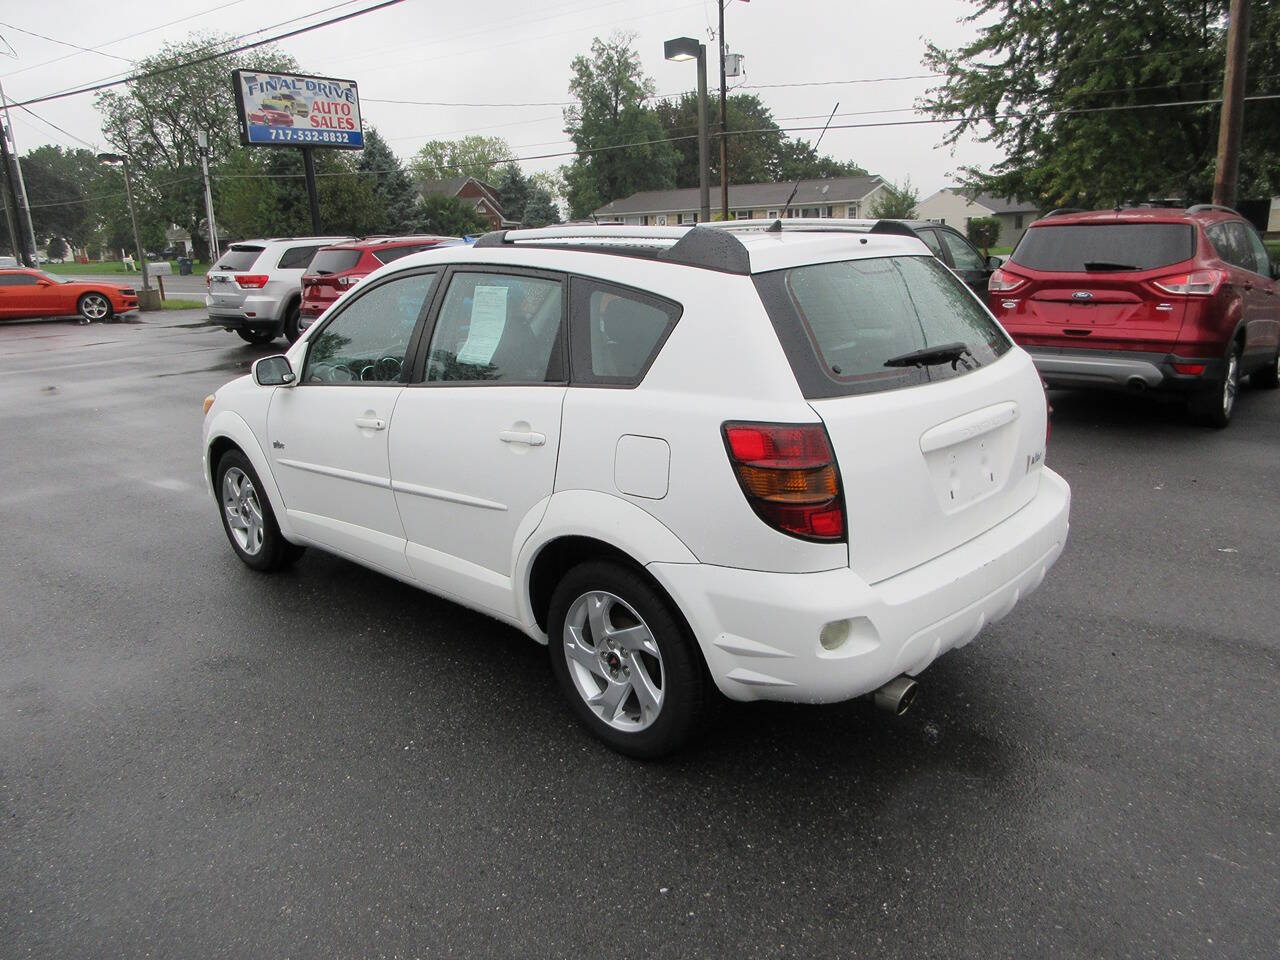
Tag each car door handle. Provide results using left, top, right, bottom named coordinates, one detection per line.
left=354, top=416, right=386, bottom=431
left=498, top=430, right=545, bottom=446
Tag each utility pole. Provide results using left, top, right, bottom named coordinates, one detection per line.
left=197, top=131, right=220, bottom=262
left=717, top=0, right=729, bottom=220
left=0, top=166, right=18, bottom=262
left=0, top=119, right=31, bottom=266
left=302, top=147, right=322, bottom=234
left=1212, top=0, right=1249, bottom=208
left=0, top=82, right=40, bottom=267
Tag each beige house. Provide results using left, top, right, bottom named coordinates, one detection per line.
left=593, top=176, right=890, bottom=226
left=1268, top=198, right=1280, bottom=236
left=915, top=188, right=1040, bottom=247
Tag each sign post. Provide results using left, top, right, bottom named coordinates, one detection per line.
left=231, top=69, right=364, bottom=233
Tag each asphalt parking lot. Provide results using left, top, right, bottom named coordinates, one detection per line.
left=1, top=311, right=1277, bottom=958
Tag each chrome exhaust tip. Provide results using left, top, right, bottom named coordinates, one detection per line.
left=873, top=675, right=918, bottom=716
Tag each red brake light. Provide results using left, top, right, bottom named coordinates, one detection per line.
left=234, top=274, right=269, bottom=289
left=722, top=422, right=845, bottom=542
left=1171, top=362, right=1206, bottom=376
left=1150, top=269, right=1224, bottom=296
left=988, top=267, right=1026, bottom=293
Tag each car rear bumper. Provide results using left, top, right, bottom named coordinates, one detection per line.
left=207, top=300, right=283, bottom=332
left=648, top=468, right=1071, bottom=704
left=1027, top=346, right=1226, bottom=392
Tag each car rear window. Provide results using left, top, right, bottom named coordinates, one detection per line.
left=277, top=245, right=323, bottom=270
left=753, top=255, right=1012, bottom=399
left=213, top=245, right=263, bottom=271
left=1011, top=223, right=1195, bottom=272
left=308, top=249, right=362, bottom=275
left=373, top=244, right=437, bottom=264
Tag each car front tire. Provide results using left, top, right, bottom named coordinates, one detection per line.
left=548, top=561, right=708, bottom=759
left=77, top=292, right=112, bottom=323
left=214, top=449, right=304, bottom=572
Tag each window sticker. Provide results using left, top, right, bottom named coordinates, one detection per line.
left=456, top=285, right=508, bottom=364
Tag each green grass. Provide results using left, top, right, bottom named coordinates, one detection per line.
left=44, top=260, right=210, bottom=276
left=161, top=298, right=205, bottom=311
left=987, top=245, right=1013, bottom=256
left=1266, top=240, right=1279, bottom=261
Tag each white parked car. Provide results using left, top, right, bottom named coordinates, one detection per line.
left=202, top=221, right=1070, bottom=757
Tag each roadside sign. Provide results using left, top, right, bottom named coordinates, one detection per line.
left=232, top=69, right=364, bottom=149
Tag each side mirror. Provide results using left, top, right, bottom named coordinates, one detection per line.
left=986, top=255, right=1004, bottom=271
left=253, top=355, right=296, bottom=386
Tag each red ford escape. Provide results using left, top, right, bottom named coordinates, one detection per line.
left=299, top=236, right=459, bottom=331
left=989, top=206, right=1280, bottom=427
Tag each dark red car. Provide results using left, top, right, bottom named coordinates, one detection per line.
left=990, top=205, right=1280, bottom=426
left=299, top=236, right=459, bottom=330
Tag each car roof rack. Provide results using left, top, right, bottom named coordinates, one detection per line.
left=1043, top=208, right=1085, bottom=218
left=472, top=224, right=753, bottom=274
left=709, top=217, right=920, bottom=239
left=1186, top=203, right=1237, bottom=215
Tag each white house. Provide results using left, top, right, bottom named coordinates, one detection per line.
left=593, top=176, right=890, bottom=226
left=915, top=188, right=1041, bottom=247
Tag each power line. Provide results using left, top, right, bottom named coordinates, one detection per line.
left=0, top=20, right=134, bottom=65
left=8, top=0, right=404, bottom=109
left=0, top=0, right=249, bottom=80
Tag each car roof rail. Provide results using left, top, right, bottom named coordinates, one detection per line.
left=710, top=217, right=920, bottom=239
left=471, top=225, right=752, bottom=274
left=1186, top=203, right=1237, bottom=215
left=1043, top=208, right=1086, bottom=218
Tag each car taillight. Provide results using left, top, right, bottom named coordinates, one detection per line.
left=722, top=422, right=845, bottom=542
left=336, top=275, right=361, bottom=288
left=234, top=274, right=269, bottom=289
left=1150, top=269, right=1224, bottom=296
left=988, top=267, right=1026, bottom=293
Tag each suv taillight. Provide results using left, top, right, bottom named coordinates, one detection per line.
left=1150, top=269, right=1225, bottom=296
left=988, top=267, right=1026, bottom=293
left=722, top=422, right=845, bottom=542
left=234, top=274, right=269, bottom=289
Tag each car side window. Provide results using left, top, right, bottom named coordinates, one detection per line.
left=1206, top=222, right=1250, bottom=271
left=278, top=245, right=322, bottom=270
left=915, top=229, right=945, bottom=259
left=569, top=278, right=682, bottom=385
left=425, top=272, right=564, bottom=384
left=940, top=230, right=987, bottom=272
left=0, top=274, right=39, bottom=286
left=302, top=272, right=437, bottom=384
left=1243, top=226, right=1271, bottom=277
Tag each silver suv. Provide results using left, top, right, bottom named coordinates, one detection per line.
left=206, top=237, right=353, bottom=344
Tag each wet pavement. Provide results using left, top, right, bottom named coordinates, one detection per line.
left=1, top=311, right=1277, bottom=958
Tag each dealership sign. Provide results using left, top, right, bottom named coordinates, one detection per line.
left=232, top=69, right=364, bottom=149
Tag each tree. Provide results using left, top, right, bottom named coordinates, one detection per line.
left=966, top=216, right=1001, bottom=255
left=96, top=34, right=298, bottom=259
left=409, top=194, right=487, bottom=236
left=921, top=1, right=1280, bottom=207
left=522, top=189, right=561, bottom=227
left=775, top=140, right=867, bottom=182
left=411, top=136, right=511, bottom=183
left=563, top=32, right=678, bottom=219
left=47, top=237, right=69, bottom=261
left=358, top=127, right=418, bottom=231
left=21, top=146, right=102, bottom=247
left=494, top=164, right=532, bottom=223
left=870, top=178, right=920, bottom=218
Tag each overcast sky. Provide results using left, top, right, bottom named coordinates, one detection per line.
left=0, top=0, right=1002, bottom=197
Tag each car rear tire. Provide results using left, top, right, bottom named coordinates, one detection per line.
left=77, top=292, right=112, bottom=323
left=282, top=300, right=302, bottom=344
left=1188, top=341, right=1241, bottom=428
left=236, top=328, right=277, bottom=345
left=1253, top=351, right=1279, bottom=390
left=547, top=560, right=708, bottom=759
left=214, top=449, right=304, bottom=572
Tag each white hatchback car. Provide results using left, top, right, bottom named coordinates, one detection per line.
left=202, top=221, right=1071, bottom=757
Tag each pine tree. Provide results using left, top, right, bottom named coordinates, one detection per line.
left=358, top=128, right=419, bottom=232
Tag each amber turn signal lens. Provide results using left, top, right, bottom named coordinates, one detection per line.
left=203, top=394, right=216, bottom=415
left=736, top=463, right=838, bottom=503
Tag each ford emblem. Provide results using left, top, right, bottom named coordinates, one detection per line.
left=1072, top=291, right=1093, bottom=301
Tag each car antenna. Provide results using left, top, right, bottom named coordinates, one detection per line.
left=780, top=102, right=839, bottom=220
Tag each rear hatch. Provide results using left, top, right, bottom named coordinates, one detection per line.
left=301, top=248, right=363, bottom=314
left=206, top=244, right=265, bottom=310
left=755, top=254, right=1049, bottom=584
left=995, top=222, right=1195, bottom=351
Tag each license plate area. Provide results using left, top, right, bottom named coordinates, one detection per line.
left=919, top=403, right=1019, bottom=513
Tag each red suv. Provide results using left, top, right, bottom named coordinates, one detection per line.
left=989, top=206, right=1280, bottom=426
left=299, top=236, right=459, bottom=330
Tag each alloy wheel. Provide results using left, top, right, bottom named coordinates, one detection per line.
left=81, top=294, right=109, bottom=320
left=561, top=590, right=665, bottom=732
left=1222, top=352, right=1239, bottom=417
left=221, top=466, right=265, bottom=555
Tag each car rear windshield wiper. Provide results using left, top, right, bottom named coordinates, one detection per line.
left=883, top=341, right=975, bottom=370
left=1082, top=260, right=1139, bottom=271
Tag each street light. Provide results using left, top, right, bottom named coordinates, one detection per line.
left=665, top=36, right=711, bottom=224
left=97, top=152, right=150, bottom=293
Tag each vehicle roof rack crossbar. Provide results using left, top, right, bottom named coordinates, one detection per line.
left=711, top=217, right=878, bottom=234
left=1186, top=203, right=1237, bottom=215
left=1044, top=208, right=1085, bottom=217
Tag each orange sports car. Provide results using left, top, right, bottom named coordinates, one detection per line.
left=0, top=268, right=140, bottom=323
